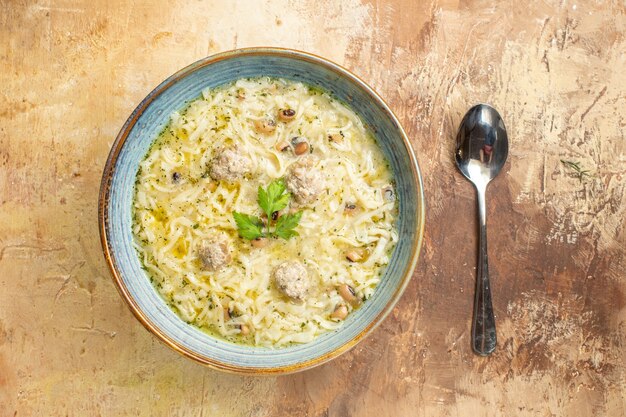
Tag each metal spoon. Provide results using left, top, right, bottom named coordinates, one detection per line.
left=455, top=104, right=508, bottom=356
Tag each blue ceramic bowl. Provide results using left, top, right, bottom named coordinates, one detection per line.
left=99, top=48, right=425, bottom=374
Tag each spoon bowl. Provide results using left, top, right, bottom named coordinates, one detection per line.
left=456, top=104, right=508, bottom=186
left=455, top=104, right=508, bottom=355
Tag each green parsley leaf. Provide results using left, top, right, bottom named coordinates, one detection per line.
left=258, top=179, right=290, bottom=218
left=257, top=186, right=271, bottom=218
left=233, top=179, right=302, bottom=241
left=273, top=211, right=303, bottom=239
left=233, top=212, right=264, bottom=240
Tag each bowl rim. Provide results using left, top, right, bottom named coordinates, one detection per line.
left=98, top=46, right=426, bottom=374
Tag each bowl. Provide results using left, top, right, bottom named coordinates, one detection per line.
left=99, top=47, right=425, bottom=374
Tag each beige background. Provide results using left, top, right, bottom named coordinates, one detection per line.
left=1, top=0, right=625, bottom=416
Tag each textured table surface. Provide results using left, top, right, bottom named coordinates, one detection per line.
left=1, top=1, right=625, bottom=416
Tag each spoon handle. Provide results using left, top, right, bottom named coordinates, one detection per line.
left=472, top=185, right=497, bottom=355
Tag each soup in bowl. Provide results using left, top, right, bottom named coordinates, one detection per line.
left=100, top=48, right=424, bottom=374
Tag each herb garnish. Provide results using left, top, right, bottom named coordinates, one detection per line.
left=233, top=179, right=302, bottom=240
left=232, top=212, right=264, bottom=240
left=258, top=179, right=290, bottom=219
left=561, top=160, right=592, bottom=183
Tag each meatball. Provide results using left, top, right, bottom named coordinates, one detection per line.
left=285, top=157, right=324, bottom=204
left=209, top=147, right=251, bottom=182
left=198, top=237, right=231, bottom=271
left=273, top=261, right=309, bottom=302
